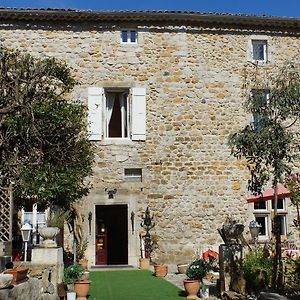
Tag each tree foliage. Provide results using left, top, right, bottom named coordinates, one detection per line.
left=229, top=63, right=300, bottom=195
left=0, top=47, right=94, bottom=209
left=228, top=62, right=300, bottom=290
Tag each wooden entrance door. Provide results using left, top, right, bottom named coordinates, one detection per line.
left=95, top=205, right=128, bottom=265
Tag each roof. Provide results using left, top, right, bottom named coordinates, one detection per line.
left=246, top=185, right=290, bottom=203
left=0, top=8, right=300, bottom=30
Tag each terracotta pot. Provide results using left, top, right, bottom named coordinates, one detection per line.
left=154, top=264, right=168, bottom=277
left=4, top=268, right=29, bottom=285
left=183, top=279, right=201, bottom=299
left=74, top=279, right=91, bottom=300
left=139, top=258, right=150, bottom=270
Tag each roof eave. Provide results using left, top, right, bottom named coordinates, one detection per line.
left=0, top=9, right=299, bottom=30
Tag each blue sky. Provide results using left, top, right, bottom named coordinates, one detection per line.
left=1, top=0, right=300, bottom=18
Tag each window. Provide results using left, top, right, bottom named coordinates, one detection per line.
left=252, top=40, right=267, bottom=62
left=88, top=87, right=146, bottom=141
left=21, top=204, right=47, bottom=245
left=124, top=168, right=142, bottom=182
left=121, top=30, right=137, bottom=44
left=271, top=198, right=285, bottom=210
left=254, top=201, right=267, bottom=210
left=255, top=215, right=268, bottom=237
left=105, top=90, right=129, bottom=138
left=253, top=199, right=288, bottom=240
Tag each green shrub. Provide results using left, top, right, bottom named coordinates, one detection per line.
left=242, top=249, right=272, bottom=293
left=186, top=259, right=210, bottom=281
left=64, top=263, right=84, bottom=284
left=284, top=257, right=300, bottom=289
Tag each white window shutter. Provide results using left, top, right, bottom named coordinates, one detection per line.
left=88, top=87, right=103, bottom=140
left=131, top=87, right=146, bottom=141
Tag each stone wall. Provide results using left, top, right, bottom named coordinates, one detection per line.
left=1, top=17, right=299, bottom=265
left=0, top=278, right=40, bottom=300
left=11, top=259, right=63, bottom=299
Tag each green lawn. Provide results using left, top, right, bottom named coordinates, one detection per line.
left=89, top=270, right=185, bottom=300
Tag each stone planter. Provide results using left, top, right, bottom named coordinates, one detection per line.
left=177, top=263, right=188, bottom=274
left=39, top=226, right=60, bottom=248
left=4, top=268, right=29, bottom=285
left=154, top=264, right=168, bottom=277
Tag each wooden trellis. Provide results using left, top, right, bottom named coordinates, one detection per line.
left=0, top=185, right=12, bottom=242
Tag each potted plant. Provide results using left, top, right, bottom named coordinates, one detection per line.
left=139, top=207, right=156, bottom=270
left=139, top=231, right=151, bottom=270
left=76, top=237, right=89, bottom=270
left=153, top=252, right=168, bottom=277
left=154, top=261, right=168, bottom=277
left=183, top=258, right=210, bottom=299
left=64, top=263, right=91, bottom=300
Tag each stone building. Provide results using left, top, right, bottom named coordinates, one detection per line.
left=0, top=8, right=299, bottom=267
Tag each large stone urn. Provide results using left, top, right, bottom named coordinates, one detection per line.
left=39, top=226, right=60, bottom=248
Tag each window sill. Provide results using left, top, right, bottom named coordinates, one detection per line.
left=249, top=60, right=269, bottom=66
left=101, top=138, right=135, bottom=145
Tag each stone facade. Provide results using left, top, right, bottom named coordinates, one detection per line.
left=0, top=10, right=299, bottom=267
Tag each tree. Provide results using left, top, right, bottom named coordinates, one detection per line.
left=0, top=47, right=94, bottom=209
left=228, top=62, right=300, bottom=290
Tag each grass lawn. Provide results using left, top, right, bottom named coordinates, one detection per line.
left=89, top=269, right=185, bottom=300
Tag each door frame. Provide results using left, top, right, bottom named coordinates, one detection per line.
left=95, top=204, right=128, bottom=265
left=91, top=201, right=139, bottom=267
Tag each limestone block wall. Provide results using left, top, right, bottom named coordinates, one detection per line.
left=0, top=278, right=40, bottom=300
left=1, top=18, right=299, bottom=264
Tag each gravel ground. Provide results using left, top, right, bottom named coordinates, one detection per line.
left=165, top=271, right=220, bottom=299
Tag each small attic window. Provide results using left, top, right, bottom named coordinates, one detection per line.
left=252, top=40, right=267, bottom=62
left=124, top=168, right=142, bottom=182
left=121, top=30, right=137, bottom=44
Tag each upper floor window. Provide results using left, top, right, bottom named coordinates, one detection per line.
left=252, top=40, right=267, bottom=62
left=121, top=30, right=137, bottom=44
left=105, top=90, right=129, bottom=138
left=254, top=200, right=267, bottom=211
left=88, top=87, right=146, bottom=141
